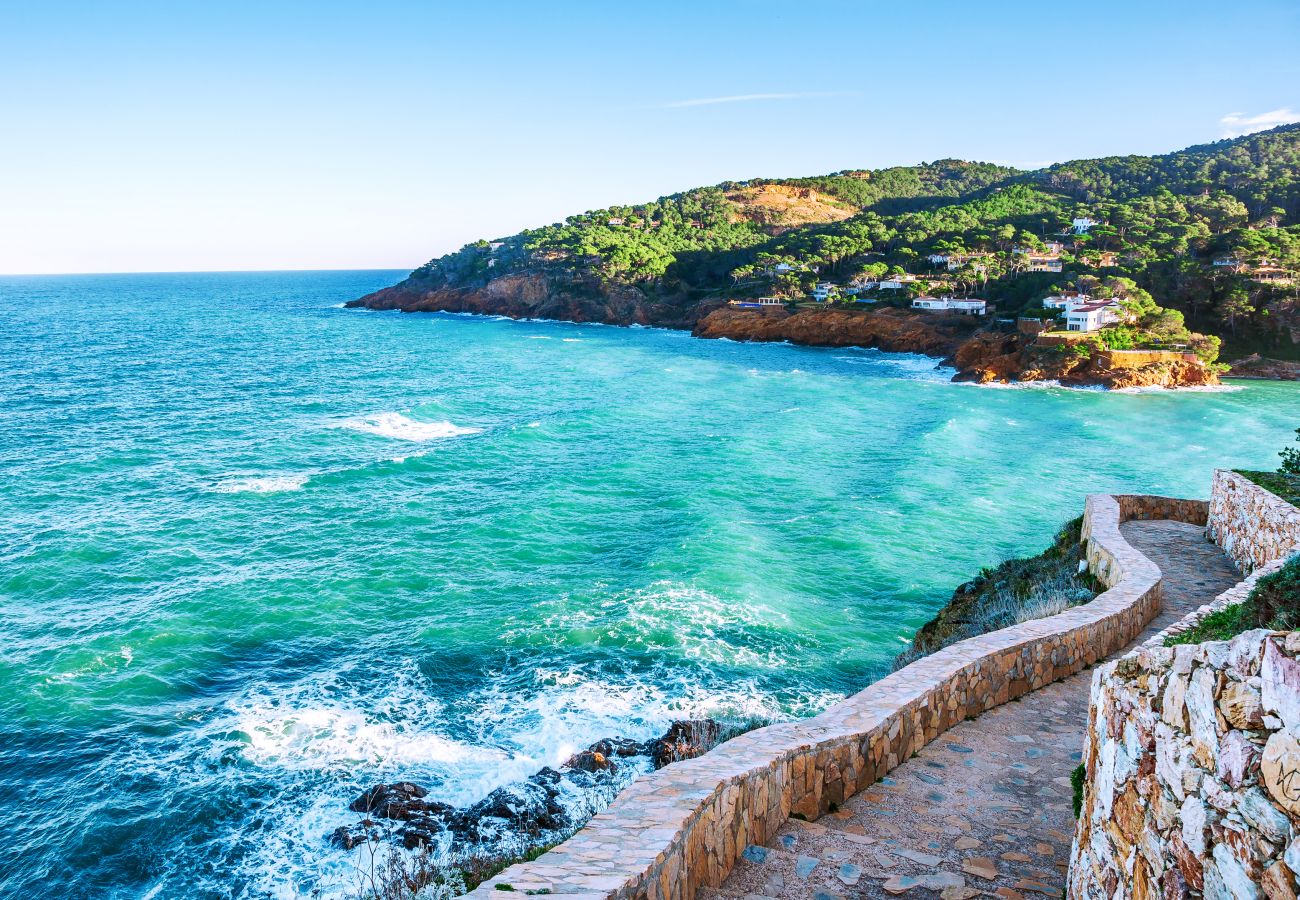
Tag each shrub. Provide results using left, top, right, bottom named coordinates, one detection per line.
left=1071, top=764, right=1086, bottom=817
left=1281, top=427, right=1300, bottom=476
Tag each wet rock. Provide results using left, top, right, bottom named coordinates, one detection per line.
left=562, top=749, right=615, bottom=773
left=348, top=781, right=453, bottom=821
left=330, top=819, right=382, bottom=850
left=646, top=719, right=723, bottom=769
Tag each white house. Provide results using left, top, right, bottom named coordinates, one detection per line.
left=1042, top=293, right=1091, bottom=312
left=911, top=297, right=987, bottom=315
left=811, top=282, right=836, bottom=302
left=927, top=253, right=949, bottom=265
left=1071, top=217, right=1097, bottom=234
left=488, top=242, right=505, bottom=251
left=1065, top=300, right=1123, bottom=332
left=1212, top=255, right=1241, bottom=268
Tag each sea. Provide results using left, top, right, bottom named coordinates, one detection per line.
left=1, top=270, right=1296, bottom=898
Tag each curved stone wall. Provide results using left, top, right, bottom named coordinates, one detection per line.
left=467, top=494, right=1189, bottom=900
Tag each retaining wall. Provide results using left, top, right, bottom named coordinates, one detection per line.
left=1208, top=469, right=1300, bottom=574
left=468, top=494, right=1193, bottom=900
left=1067, top=469, right=1300, bottom=900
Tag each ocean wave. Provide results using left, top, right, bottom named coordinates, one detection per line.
left=213, top=474, right=309, bottom=493
left=338, top=412, right=481, bottom=442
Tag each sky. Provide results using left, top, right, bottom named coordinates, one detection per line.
left=1, top=0, right=1298, bottom=275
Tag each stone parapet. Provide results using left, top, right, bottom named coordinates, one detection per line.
left=1208, top=469, right=1300, bottom=574
left=467, top=494, right=1183, bottom=900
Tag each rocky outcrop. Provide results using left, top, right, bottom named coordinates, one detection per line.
left=346, top=272, right=702, bottom=329
left=690, top=305, right=980, bottom=356
left=330, top=720, right=725, bottom=857
left=1229, top=354, right=1300, bottom=380
left=953, top=332, right=1220, bottom=388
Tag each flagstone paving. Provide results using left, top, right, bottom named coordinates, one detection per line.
left=701, top=520, right=1240, bottom=900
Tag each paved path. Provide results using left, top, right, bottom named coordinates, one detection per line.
left=703, top=521, right=1240, bottom=900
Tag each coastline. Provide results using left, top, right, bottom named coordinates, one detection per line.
left=345, top=280, right=1223, bottom=390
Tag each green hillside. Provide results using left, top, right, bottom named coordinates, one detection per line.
left=406, top=125, right=1300, bottom=358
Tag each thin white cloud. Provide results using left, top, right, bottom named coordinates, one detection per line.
left=661, top=91, right=858, bottom=108
left=1220, top=107, right=1300, bottom=138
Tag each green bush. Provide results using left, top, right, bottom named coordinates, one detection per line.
left=1282, top=427, right=1300, bottom=476
left=1071, top=763, right=1087, bottom=817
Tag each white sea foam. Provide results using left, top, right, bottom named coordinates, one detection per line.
left=338, top=412, right=481, bottom=442
left=214, top=474, right=309, bottom=494
left=561, top=338, right=582, bottom=342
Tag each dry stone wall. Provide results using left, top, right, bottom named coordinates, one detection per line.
left=1208, top=469, right=1300, bottom=574
left=1067, top=623, right=1300, bottom=900
left=467, top=494, right=1189, bottom=900
left=1069, top=471, right=1300, bottom=900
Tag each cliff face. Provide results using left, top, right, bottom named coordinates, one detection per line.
left=349, top=279, right=1220, bottom=388
left=690, top=305, right=981, bottom=356
left=953, top=331, right=1220, bottom=389
left=347, top=273, right=700, bottom=329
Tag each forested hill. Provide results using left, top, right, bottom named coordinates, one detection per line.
left=367, top=124, right=1300, bottom=357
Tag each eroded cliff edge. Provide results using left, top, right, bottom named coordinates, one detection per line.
left=347, top=278, right=1220, bottom=389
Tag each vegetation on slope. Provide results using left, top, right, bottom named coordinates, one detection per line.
left=403, top=124, right=1300, bottom=358
left=895, top=517, right=1100, bottom=668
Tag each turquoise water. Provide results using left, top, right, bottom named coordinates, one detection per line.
left=1, top=270, right=1297, bottom=898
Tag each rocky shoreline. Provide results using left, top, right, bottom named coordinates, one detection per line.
left=330, top=720, right=723, bottom=874
left=346, top=277, right=1222, bottom=390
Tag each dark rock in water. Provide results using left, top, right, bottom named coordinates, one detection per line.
left=334, top=719, right=724, bottom=863
left=349, top=782, right=453, bottom=821
left=588, top=737, right=643, bottom=758
left=350, top=781, right=427, bottom=813
left=645, top=719, right=723, bottom=769
left=330, top=819, right=382, bottom=850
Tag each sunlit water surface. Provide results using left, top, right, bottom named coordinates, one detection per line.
left=2, top=271, right=1296, bottom=897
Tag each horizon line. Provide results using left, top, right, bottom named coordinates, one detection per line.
left=0, top=266, right=416, bottom=278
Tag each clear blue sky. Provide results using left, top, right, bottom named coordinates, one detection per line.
left=2, top=0, right=1298, bottom=274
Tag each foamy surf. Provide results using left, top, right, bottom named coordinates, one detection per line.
left=338, top=412, right=481, bottom=442
left=214, top=474, right=309, bottom=493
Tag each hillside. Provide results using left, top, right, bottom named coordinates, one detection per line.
left=350, top=125, right=1300, bottom=369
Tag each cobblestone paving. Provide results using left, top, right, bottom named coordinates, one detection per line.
left=703, top=520, right=1240, bottom=900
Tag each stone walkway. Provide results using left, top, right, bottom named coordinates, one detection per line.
left=702, top=521, right=1241, bottom=900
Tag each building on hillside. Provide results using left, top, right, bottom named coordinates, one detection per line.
left=487, top=259, right=496, bottom=268
left=606, top=217, right=625, bottom=227
left=1022, top=254, right=1063, bottom=273
left=1071, top=217, right=1097, bottom=234
left=1212, top=255, right=1241, bottom=267
left=927, top=253, right=949, bottom=265
left=1065, top=299, right=1124, bottom=332
left=1251, top=266, right=1296, bottom=285
left=1042, top=293, right=1091, bottom=312
left=811, top=282, right=837, bottom=302
left=488, top=242, right=505, bottom=251
left=1043, top=241, right=1066, bottom=255
left=728, top=297, right=785, bottom=309
left=911, top=296, right=988, bottom=315
left=946, top=253, right=992, bottom=271
left=1083, top=251, right=1118, bottom=267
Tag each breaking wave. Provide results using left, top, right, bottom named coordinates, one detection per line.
left=337, top=412, right=481, bottom=442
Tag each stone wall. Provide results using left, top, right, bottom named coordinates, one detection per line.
left=1068, top=471, right=1300, bottom=900
left=1208, top=469, right=1300, bottom=574
left=1099, top=349, right=1193, bottom=369
left=1067, top=618, right=1300, bottom=900
left=467, top=494, right=1189, bottom=900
